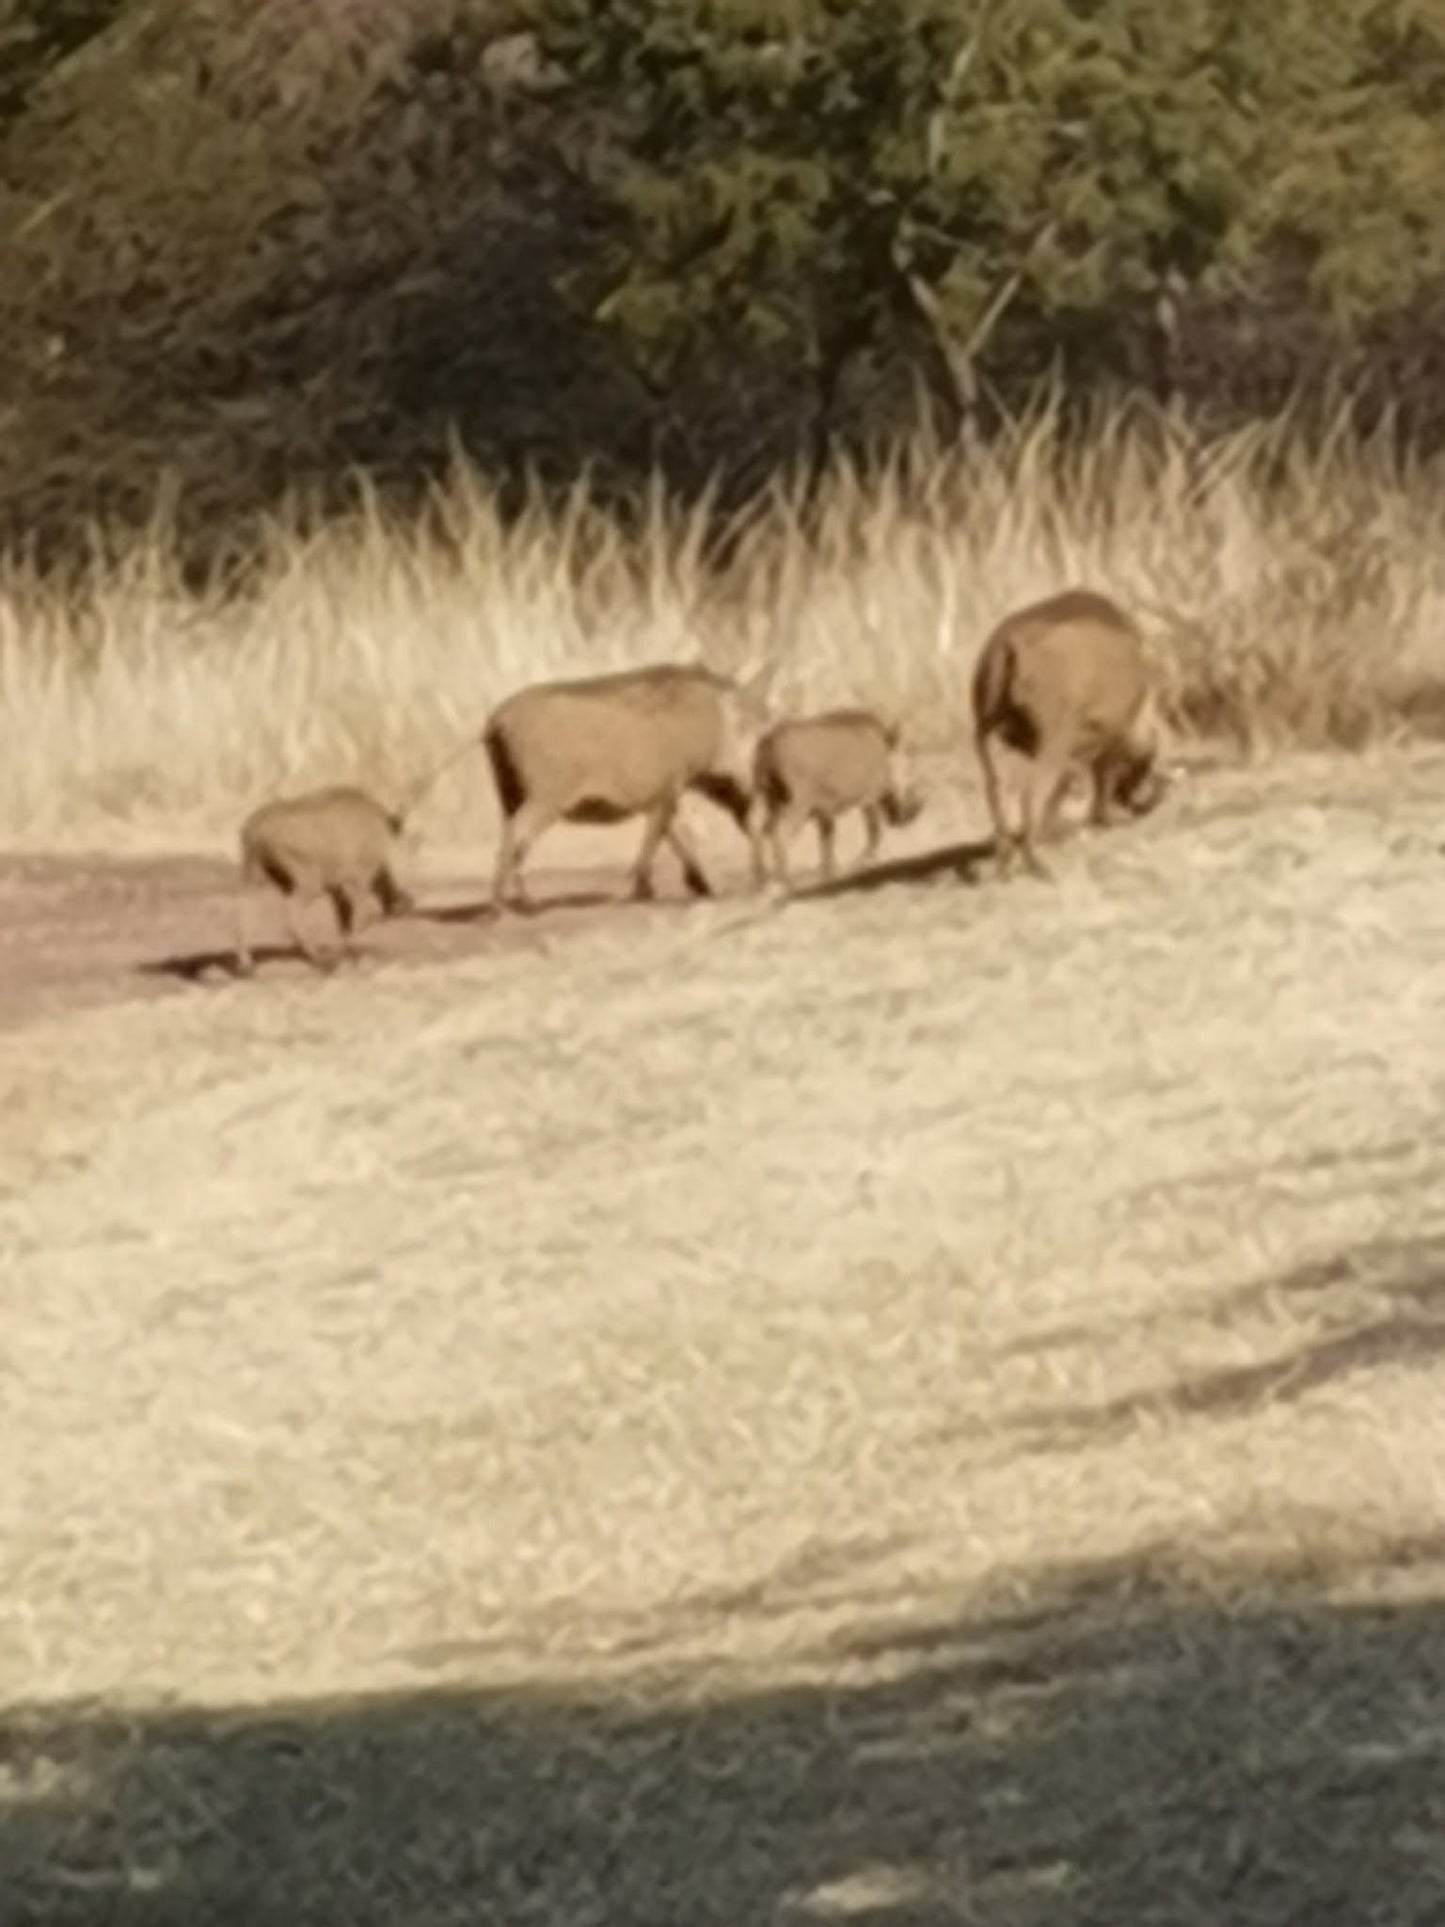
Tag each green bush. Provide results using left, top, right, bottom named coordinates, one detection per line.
left=2, top=0, right=1445, bottom=562
left=533, top=0, right=1445, bottom=430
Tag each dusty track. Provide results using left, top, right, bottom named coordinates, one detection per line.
left=0, top=848, right=666, bottom=1033
left=0, top=763, right=985, bottom=1033
left=0, top=742, right=1416, bottom=1036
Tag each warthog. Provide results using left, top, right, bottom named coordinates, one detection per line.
left=236, top=785, right=414, bottom=975
left=483, top=663, right=769, bottom=907
left=972, top=588, right=1167, bottom=877
left=748, top=708, right=922, bottom=888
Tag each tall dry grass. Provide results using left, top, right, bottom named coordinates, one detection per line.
left=2, top=397, right=1443, bottom=850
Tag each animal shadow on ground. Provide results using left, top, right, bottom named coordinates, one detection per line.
left=139, top=943, right=397, bottom=983
left=416, top=890, right=691, bottom=924
left=134, top=877, right=717, bottom=983
left=5, top=1545, right=1444, bottom=1925
left=791, top=835, right=995, bottom=903
left=137, top=945, right=293, bottom=984
left=980, top=1231, right=1445, bottom=1458
left=412, top=899, right=502, bottom=926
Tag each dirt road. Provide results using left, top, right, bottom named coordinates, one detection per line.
left=0, top=847, right=636, bottom=1031
left=0, top=768, right=986, bottom=1032
left=0, top=742, right=1435, bottom=1041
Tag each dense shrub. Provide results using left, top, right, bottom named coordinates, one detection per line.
left=2, top=0, right=1445, bottom=560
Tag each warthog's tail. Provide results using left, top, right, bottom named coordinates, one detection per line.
left=393, top=734, right=483, bottom=828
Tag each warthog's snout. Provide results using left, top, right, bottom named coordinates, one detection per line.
left=1115, top=752, right=1168, bottom=818
left=883, top=789, right=924, bottom=829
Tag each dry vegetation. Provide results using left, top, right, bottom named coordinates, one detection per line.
left=5, top=731, right=1445, bottom=1917
left=2, top=401, right=1445, bottom=855
left=5, top=404, right=1445, bottom=1920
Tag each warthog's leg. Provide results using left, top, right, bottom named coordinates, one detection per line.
left=767, top=800, right=807, bottom=891
left=1037, top=762, right=1078, bottom=845
left=630, top=801, right=672, bottom=901
left=861, top=805, right=883, bottom=868
left=234, top=884, right=266, bottom=978
left=975, top=727, right=1016, bottom=872
left=322, top=883, right=363, bottom=969
left=1087, top=754, right=1117, bottom=829
left=330, top=882, right=383, bottom=968
left=1090, top=745, right=1153, bottom=829
left=746, top=798, right=772, bottom=890
left=492, top=799, right=553, bottom=911
left=283, top=889, right=338, bottom=971
left=664, top=813, right=713, bottom=898
left=374, top=864, right=415, bottom=919
left=816, top=814, right=838, bottom=884
left=491, top=821, right=517, bottom=907
left=1017, top=747, right=1073, bottom=880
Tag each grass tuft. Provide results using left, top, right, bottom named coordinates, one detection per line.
left=2, top=397, right=1443, bottom=848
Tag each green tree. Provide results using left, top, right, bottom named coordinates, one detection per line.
left=531, top=0, right=1445, bottom=445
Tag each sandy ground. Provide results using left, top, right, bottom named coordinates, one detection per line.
left=0, top=754, right=993, bottom=1033
left=4, top=745, right=1445, bottom=1923
left=0, top=848, right=687, bottom=1034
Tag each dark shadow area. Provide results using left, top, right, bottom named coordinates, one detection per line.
left=136, top=948, right=284, bottom=984
left=789, top=837, right=995, bottom=903
left=1396, top=680, right=1445, bottom=741
left=135, top=945, right=379, bottom=984
left=475, top=883, right=761, bottom=919
left=500, top=890, right=636, bottom=917
left=389, top=1533, right=920, bottom=1679
left=129, top=880, right=733, bottom=985
left=1117, top=1142, right=1433, bottom=1222
left=997, top=1172, right=1443, bottom=1368
left=5, top=1548, right=1445, bottom=1924
left=785, top=801, right=1189, bottom=906
left=412, top=900, right=502, bottom=928
left=137, top=940, right=417, bottom=984
left=993, top=1234, right=1445, bottom=1455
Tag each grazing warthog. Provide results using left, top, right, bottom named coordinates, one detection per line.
left=749, top=708, right=922, bottom=888
left=972, top=588, right=1167, bottom=878
left=236, top=785, right=413, bottom=975
left=483, top=663, right=769, bottom=907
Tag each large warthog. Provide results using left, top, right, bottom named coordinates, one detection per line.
left=971, top=588, right=1168, bottom=877
left=236, top=784, right=415, bottom=975
left=483, top=663, right=770, bottom=907
left=749, top=708, right=922, bottom=888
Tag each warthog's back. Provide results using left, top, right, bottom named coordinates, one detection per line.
left=975, top=590, right=1149, bottom=751
left=242, top=785, right=397, bottom=880
left=487, top=665, right=732, bottom=816
left=757, top=710, right=895, bottom=811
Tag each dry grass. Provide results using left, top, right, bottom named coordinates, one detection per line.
left=3, top=399, right=1445, bottom=853
left=4, top=744, right=1445, bottom=1918
left=6, top=394, right=1445, bottom=1917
